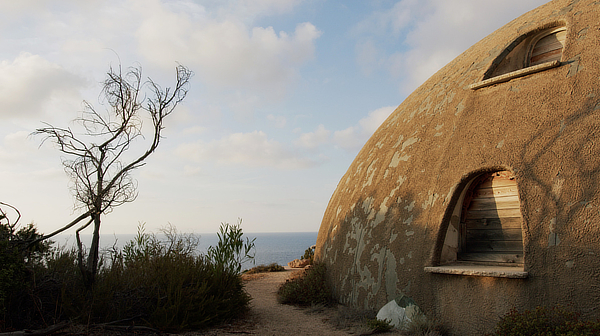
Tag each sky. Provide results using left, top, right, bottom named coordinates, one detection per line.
left=0, top=0, right=549, bottom=235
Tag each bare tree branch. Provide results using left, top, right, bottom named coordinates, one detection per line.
left=32, top=64, right=192, bottom=287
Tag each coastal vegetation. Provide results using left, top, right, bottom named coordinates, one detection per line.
left=487, top=305, right=600, bottom=336
left=244, top=263, right=285, bottom=274
left=0, top=219, right=255, bottom=333
left=276, top=262, right=334, bottom=306
left=32, top=63, right=192, bottom=289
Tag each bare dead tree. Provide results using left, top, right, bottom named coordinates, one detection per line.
left=33, top=64, right=192, bottom=287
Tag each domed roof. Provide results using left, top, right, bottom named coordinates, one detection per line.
left=316, top=0, right=600, bottom=334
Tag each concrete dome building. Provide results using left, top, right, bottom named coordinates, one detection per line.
left=315, top=0, right=600, bottom=334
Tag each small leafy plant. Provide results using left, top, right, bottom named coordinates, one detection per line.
left=1, top=220, right=256, bottom=333
left=300, top=245, right=315, bottom=263
left=488, top=305, right=600, bottom=336
left=207, top=219, right=256, bottom=274
left=366, top=318, right=393, bottom=333
left=244, top=263, right=285, bottom=274
left=277, top=262, right=334, bottom=306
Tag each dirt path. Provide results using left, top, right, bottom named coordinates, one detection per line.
left=196, top=268, right=355, bottom=335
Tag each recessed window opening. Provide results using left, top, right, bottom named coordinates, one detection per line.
left=459, top=171, right=523, bottom=264
left=529, top=28, right=566, bottom=66
left=440, top=170, right=524, bottom=265
left=470, top=24, right=567, bottom=89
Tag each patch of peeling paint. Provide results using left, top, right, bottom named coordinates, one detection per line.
left=373, top=204, right=388, bottom=227
left=401, top=137, right=419, bottom=151
left=393, top=135, right=405, bottom=148
left=362, top=159, right=379, bottom=189
left=390, top=231, right=398, bottom=244
left=389, top=152, right=411, bottom=167
left=421, top=192, right=439, bottom=209
left=455, top=99, right=465, bottom=116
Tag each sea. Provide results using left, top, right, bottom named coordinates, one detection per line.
left=52, top=232, right=318, bottom=270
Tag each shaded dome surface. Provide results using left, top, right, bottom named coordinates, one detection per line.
left=315, top=0, right=600, bottom=334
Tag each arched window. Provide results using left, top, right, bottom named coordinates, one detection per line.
left=529, top=28, right=566, bottom=66
left=471, top=24, right=567, bottom=89
left=458, top=171, right=523, bottom=264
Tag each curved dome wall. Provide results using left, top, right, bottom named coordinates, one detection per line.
left=315, top=0, right=600, bottom=334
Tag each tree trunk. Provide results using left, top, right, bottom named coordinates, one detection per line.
left=82, top=213, right=101, bottom=288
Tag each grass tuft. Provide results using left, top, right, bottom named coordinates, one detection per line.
left=0, top=221, right=254, bottom=333
left=487, top=305, right=600, bottom=336
left=244, top=263, right=285, bottom=274
left=276, top=261, right=334, bottom=307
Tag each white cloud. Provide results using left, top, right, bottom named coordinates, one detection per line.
left=134, top=0, right=321, bottom=98
left=221, top=0, right=305, bottom=21
left=294, top=124, right=330, bottom=149
left=355, top=0, right=549, bottom=92
left=176, top=131, right=317, bottom=169
left=333, top=126, right=362, bottom=151
left=0, top=53, right=86, bottom=119
left=334, top=106, right=395, bottom=151
left=358, top=106, right=396, bottom=134
left=267, top=114, right=287, bottom=128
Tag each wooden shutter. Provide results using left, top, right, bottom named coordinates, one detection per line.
left=459, top=171, right=523, bottom=264
left=530, top=29, right=566, bottom=66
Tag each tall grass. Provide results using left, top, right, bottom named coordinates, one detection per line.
left=276, top=262, right=334, bottom=306
left=0, top=221, right=254, bottom=332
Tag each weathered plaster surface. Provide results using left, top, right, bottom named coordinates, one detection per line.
left=316, top=1, right=600, bottom=335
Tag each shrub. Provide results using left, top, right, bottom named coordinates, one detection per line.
left=301, top=245, right=315, bottom=263
left=277, top=262, right=334, bottom=306
left=87, top=222, right=253, bottom=332
left=244, top=263, right=285, bottom=274
left=0, top=222, right=54, bottom=331
left=366, top=318, right=393, bottom=333
left=207, top=219, right=256, bottom=274
left=405, top=313, right=449, bottom=336
left=488, top=305, right=600, bottom=336
left=2, top=221, right=255, bottom=333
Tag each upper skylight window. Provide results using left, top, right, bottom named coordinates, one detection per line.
left=470, top=24, right=566, bottom=90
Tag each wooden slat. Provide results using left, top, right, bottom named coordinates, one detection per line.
left=465, top=240, right=523, bottom=253
left=531, top=40, right=563, bottom=56
left=473, top=186, right=519, bottom=198
left=459, top=170, right=524, bottom=264
left=531, top=49, right=562, bottom=64
left=460, top=253, right=523, bottom=264
left=468, top=196, right=520, bottom=211
left=478, top=177, right=516, bottom=188
left=465, top=217, right=522, bottom=230
left=466, top=228, right=522, bottom=242
left=530, top=30, right=565, bottom=66
left=465, top=208, right=523, bottom=219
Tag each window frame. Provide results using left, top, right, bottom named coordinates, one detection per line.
left=469, top=25, right=566, bottom=90
left=425, top=170, right=528, bottom=278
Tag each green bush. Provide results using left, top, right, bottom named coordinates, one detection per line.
left=0, top=222, right=54, bottom=330
left=301, top=245, right=315, bottom=263
left=365, top=318, right=393, bottom=333
left=244, top=263, right=285, bottom=274
left=405, top=313, right=449, bottom=336
left=277, top=262, right=334, bottom=306
left=488, top=305, right=600, bottom=336
left=207, top=219, right=256, bottom=274
left=1, top=221, right=255, bottom=333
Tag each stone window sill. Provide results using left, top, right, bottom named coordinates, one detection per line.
left=424, top=264, right=528, bottom=278
left=468, top=60, right=561, bottom=90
